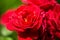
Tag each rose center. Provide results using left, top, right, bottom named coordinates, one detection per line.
left=24, top=18, right=28, bottom=22
left=22, top=12, right=30, bottom=23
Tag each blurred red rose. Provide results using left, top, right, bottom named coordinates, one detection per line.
left=41, top=10, right=55, bottom=40
left=21, top=0, right=56, bottom=6
left=41, top=4, right=60, bottom=40
left=21, top=0, right=56, bottom=10
left=53, top=4, right=60, bottom=39
left=1, top=0, right=60, bottom=40
left=1, top=4, right=42, bottom=32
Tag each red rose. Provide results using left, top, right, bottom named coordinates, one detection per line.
left=21, top=0, right=56, bottom=6
left=43, top=4, right=60, bottom=33
left=21, top=0, right=56, bottom=10
left=2, top=0, right=60, bottom=40
left=53, top=4, right=60, bottom=39
left=1, top=4, right=43, bottom=40
left=41, top=4, right=60, bottom=39
left=2, top=4, right=42, bottom=32
left=16, top=4, right=43, bottom=30
left=41, top=10, right=55, bottom=40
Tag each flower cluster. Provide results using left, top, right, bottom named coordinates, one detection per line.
left=1, top=0, right=60, bottom=40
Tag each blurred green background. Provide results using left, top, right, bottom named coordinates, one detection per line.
left=0, top=0, right=60, bottom=40
left=0, top=0, right=22, bottom=40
